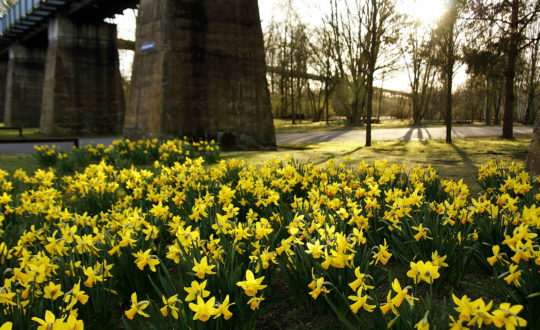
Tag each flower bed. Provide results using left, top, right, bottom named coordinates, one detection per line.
left=0, top=156, right=538, bottom=329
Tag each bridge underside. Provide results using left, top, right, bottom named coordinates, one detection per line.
left=124, top=0, right=276, bottom=150
left=0, top=0, right=276, bottom=150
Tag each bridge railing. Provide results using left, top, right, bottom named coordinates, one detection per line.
left=0, top=0, right=68, bottom=40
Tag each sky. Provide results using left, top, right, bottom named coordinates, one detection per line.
left=114, top=0, right=467, bottom=92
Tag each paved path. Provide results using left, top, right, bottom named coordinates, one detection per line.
left=0, top=126, right=533, bottom=154
left=277, top=126, right=532, bottom=144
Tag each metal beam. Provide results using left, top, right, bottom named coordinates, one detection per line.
left=0, top=0, right=141, bottom=50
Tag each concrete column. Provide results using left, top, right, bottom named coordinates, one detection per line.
left=0, top=60, right=7, bottom=123
left=4, top=45, right=45, bottom=127
left=125, top=0, right=276, bottom=150
left=40, top=18, right=125, bottom=135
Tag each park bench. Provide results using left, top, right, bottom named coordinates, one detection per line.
left=0, top=127, right=23, bottom=137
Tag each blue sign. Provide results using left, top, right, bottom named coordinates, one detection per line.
left=141, top=42, right=155, bottom=51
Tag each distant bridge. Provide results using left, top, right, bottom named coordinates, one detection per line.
left=267, top=66, right=411, bottom=97
left=0, top=0, right=277, bottom=150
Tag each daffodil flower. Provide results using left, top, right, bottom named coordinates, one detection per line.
left=236, top=269, right=267, bottom=297
left=192, top=256, right=216, bottom=279
left=125, top=292, right=150, bottom=320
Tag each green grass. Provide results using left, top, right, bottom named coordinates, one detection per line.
left=272, top=118, right=424, bottom=134
left=0, top=137, right=529, bottom=194
left=273, top=118, right=530, bottom=134
left=0, top=127, right=42, bottom=139
left=223, top=137, right=530, bottom=193
left=0, top=154, right=41, bottom=174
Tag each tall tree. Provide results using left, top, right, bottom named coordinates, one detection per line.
left=469, top=0, right=540, bottom=138
left=402, top=22, right=438, bottom=127
left=435, top=0, right=460, bottom=143
left=526, top=106, right=540, bottom=175
left=325, top=0, right=368, bottom=125
left=523, top=21, right=540, bottom=124
left=309, top=26, right=337, bottom=123
left=362, top=0, right=401, bottom=146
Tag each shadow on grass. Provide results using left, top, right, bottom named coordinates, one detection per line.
left=449, top=143, right=479, bottom=175
left=314, top=145, right=365, bottom=166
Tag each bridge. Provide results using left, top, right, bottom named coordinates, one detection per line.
left=0, top=0, right=276, bottom=150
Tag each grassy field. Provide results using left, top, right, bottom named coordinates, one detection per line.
left=0, top=119, right=530, bottom=138
left=272, top=118, right=529, bottom=134
left=0, top=136, right=535, bottom=329
left=224, top=137, right=530, bottom=193
left=0, top=138, right=529, bottom=195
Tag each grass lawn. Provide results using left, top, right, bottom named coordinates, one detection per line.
left=0, top=137, right=529, bottom=194
left=273, top=118, right=530, bottom=134
left=0, top=136, right=535, bottom=329
left=224, top=137, right=530, bottom=194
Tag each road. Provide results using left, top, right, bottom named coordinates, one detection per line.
left=0, top=126, right=533, bottom=154
left=276, top=126, right=533, bottom=144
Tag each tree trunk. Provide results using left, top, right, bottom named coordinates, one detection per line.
left=495, top=85, right=502, bottom=124
left=485, top=80, right=492, bottom=125
left=526, top=107, right=540, bottom=176
left=524, top=32, right=539, bottom=125
left=413, top=93, right=422, bottom=126
left=378, top=72, right=385, bottom=120
left=366, top=71, right=374, bottom=147
left=291, top=77, right=296, bottom=124
left=502, top=0, right=519, bottom=138
left=325, top=78, right=330, bottom=125
left=445, top=71, right=453, bottom=143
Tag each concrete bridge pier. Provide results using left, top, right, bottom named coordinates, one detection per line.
left=4, top=44, right=46, bottom=127
left=125, top=0, right=276, bottom=150
left=40, top=18, right=125, bottom=135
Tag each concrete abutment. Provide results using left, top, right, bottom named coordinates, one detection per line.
left=125, top=0, right=276, bottom=150
left=4, top=44, right=45, bottom=128
left=40, top=17, right=125, bottom=135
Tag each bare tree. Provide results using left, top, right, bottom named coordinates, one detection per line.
left=469, top=0, right=540, bottom=138
left=308, top=25, right=339, bottom=124
left=324, top=0, right=368, bottom=125
left=362, top=0, right=401, bottom=146
left=523, top=21, right=540, bottom=124
left=402, top=21, right=438, bottom=127
left=433, top=0, right=460, bottom=143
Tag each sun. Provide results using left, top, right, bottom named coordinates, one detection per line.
left=403, top=0, right=448, bottom=24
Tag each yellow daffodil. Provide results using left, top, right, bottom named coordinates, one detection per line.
left=125, top=292, right=150, bottom=320
left=188, top=296, right=217, bottom=322
left=308, top=275, right=330, bottom=300
left=0, top=322, right=12, bottom=330
left=407, top=261, right=440, bottom=284
left=132, top=249, right=160, bottom=272
left=487, top=245, right=507, bottom=266
left=184, top=280, right=210, bottom=302
left=64, top=281, right=89, bottom=310
left=214, top=295, right=234, bottom=320
left=348, top=288, right=375, bottom=313
left=236, top=269, right=267, bottom=297
left=192, top=256, right=216, bottom=279
left=43, top=282, right=63, bottom=301
left=370, top=239, right=392, bottom=265
left=160, top=294, right=180, bottom=319
left=348, top=267, right=374, bottom=292
left=247, top=296, right=264, bottom=310
left=491, top=303, right=527, bottom=329
left=503, top=264, right=521, bottom=287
